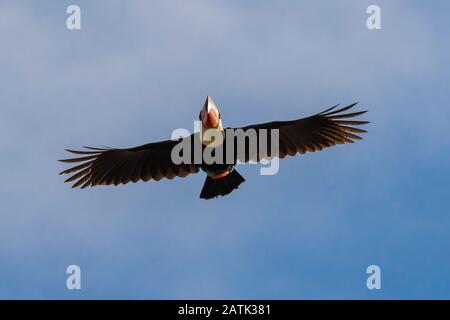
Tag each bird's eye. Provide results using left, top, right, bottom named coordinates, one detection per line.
left=218, top=112, right=221, bottom=119
left=198, top=113, right=201, bottom=120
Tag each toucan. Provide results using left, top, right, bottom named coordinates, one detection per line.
left=59, top=96, right=368, bottom=199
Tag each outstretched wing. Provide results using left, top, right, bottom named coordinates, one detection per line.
left=232, top=102, right=369, bottom=162
left=59, top=137, right=199, bottom=188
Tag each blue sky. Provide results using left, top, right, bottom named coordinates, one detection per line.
left=1, top=0, right=450, bottom=299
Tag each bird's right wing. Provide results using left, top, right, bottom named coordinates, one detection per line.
left=59, top=136, right=199, bottom=188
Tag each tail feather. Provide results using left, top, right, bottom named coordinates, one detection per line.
left=200, top=170, right=245, bottom=199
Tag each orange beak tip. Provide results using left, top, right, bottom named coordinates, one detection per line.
left=208, top=111, right=219, bottom=128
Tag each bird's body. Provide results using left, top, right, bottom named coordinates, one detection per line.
left=59, top=96, right=369, bottom=199
left=200, top=162, right=235, bottom=179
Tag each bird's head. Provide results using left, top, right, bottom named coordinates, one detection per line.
left=199, top=96, right=222, bottom=130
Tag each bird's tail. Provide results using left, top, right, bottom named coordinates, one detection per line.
left=200, top=170, right=245, bottom=200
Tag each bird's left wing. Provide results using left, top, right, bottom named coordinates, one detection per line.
left=231, top=102, right=369, bottom=162
left=59, top=136, right=199, bottom=188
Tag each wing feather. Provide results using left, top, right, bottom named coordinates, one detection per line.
left=59, top=136, right=199, bottom=188
left=232, top=102, right=368, bottom=162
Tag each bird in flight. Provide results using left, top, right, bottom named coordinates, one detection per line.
left=59, top=96, right=368, bottom=199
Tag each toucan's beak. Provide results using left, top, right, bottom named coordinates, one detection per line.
left=201, top=96, right=220, bottom=128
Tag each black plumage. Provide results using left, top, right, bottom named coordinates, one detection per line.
left=59, top=100, right=368, bottom=199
